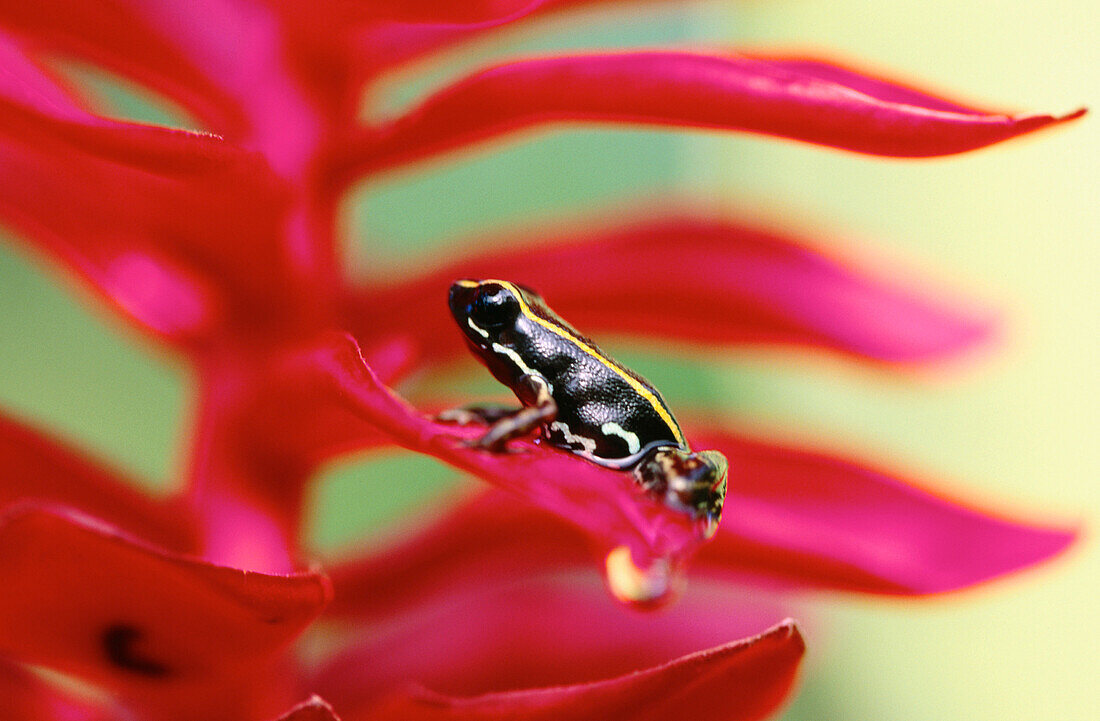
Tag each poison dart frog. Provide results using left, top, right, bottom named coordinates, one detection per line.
left=441, top=278, right=727, bottom=533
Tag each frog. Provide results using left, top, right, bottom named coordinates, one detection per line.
left=441, top=278, right=727, bottom=533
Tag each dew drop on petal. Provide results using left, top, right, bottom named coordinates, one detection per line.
left=605, top=544, right=683, bottom=608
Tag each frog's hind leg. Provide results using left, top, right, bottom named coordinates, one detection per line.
left=470, top=374, right=557, bottom=451
left=442, top=374, right=557, bottom=452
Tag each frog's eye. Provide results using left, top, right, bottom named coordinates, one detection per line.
left=470, top=284, right=520, bottom=328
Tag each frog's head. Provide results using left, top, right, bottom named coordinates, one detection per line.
left=448, top=278, right=528, bottom=351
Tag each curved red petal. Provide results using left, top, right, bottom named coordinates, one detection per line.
left=0, top=410, right=198, bottom=553
left=318, top=577, right=792, bottom=714
left=0, top=33, right=297, bottom=347
left=0, top=0, right=247, bottom=134
left=344, top=216, right=992, bottom=370
left=363, top=619, right=803, bottom=721
left=0, top=504, right=331, bottom=691
left=328, top=420, right=1077, bottom=614
left=694, top=431, right=1077, bottom=594
left=0, top=1, right=330, bottom=177
left=337, top=51, right=1083, bottom=177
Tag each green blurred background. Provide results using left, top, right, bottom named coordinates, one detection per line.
left=0, top=0, right=1095, bottom=718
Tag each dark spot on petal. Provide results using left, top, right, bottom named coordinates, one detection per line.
left=102, top=624, right=169, bottom=677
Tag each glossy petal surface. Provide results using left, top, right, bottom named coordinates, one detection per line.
left=363, top=620, right=804, bottom=721
left=341, top=52, right=1083, bottom=177
left=697, top=431, right=1077, bottom=594
left=329, top=424, right=1077, bottom=618
left=320, top=576, right=789, bottom=704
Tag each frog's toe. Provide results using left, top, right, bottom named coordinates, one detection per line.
left=435, top=404, right=517, bottom=426
left=435, top=408, right=482, bottom=426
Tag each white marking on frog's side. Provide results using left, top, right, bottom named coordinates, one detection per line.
left=601, top=421, right=641, bottom=454
left=466, top=317, right=489, bottom=338
left=549, top=421, right=597, bottom=454
left=492, top=342, right=538, bottom=377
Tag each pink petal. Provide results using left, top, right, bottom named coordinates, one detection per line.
left=694, top=431, right=1078, bottom=594
left=272, top=696, right=342, bottom=721
left=0, top=32, right=301, bottom=347
left=336, top=52, right=1083, bottom=178
left=0, top=504, right=331, bottom=692
left=344, top=216, right=992, bottom=371
left=0, top=410, right=198, bottom=553
left=363, top=619, right=804, bottom=721
left=318, top=577, right=793, bottom=717
left=282, top=333, right=706, bottom=570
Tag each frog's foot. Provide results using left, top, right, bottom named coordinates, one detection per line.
left=634, top=448, right=728, bottom=536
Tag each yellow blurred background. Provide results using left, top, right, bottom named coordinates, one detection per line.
left=703, top=2, right=1098, bottom=718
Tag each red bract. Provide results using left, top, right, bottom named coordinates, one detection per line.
left=0, top=1, right=1083, bottom=719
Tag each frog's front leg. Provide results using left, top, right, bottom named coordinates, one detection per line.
left=468, top=374, right=557, bottom=451
left=436, top=374, right=557, bottom=451
left=634, top=448, right=727, bottom=534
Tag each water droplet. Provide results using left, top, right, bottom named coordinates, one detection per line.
left=605, top=545, right=682, bottom=607
left=701, top=515, right=720, bottom=540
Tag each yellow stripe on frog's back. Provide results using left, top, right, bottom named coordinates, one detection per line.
left=489, top=279, right=686, bottom=447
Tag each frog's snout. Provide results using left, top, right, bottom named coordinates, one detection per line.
left=448, top=279, right=479, bottom=321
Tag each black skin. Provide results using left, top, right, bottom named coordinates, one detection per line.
left=441, top=279, right=726, bottom=528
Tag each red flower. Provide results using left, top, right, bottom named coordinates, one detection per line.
left=0, top=1, right=1082, bottom=719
